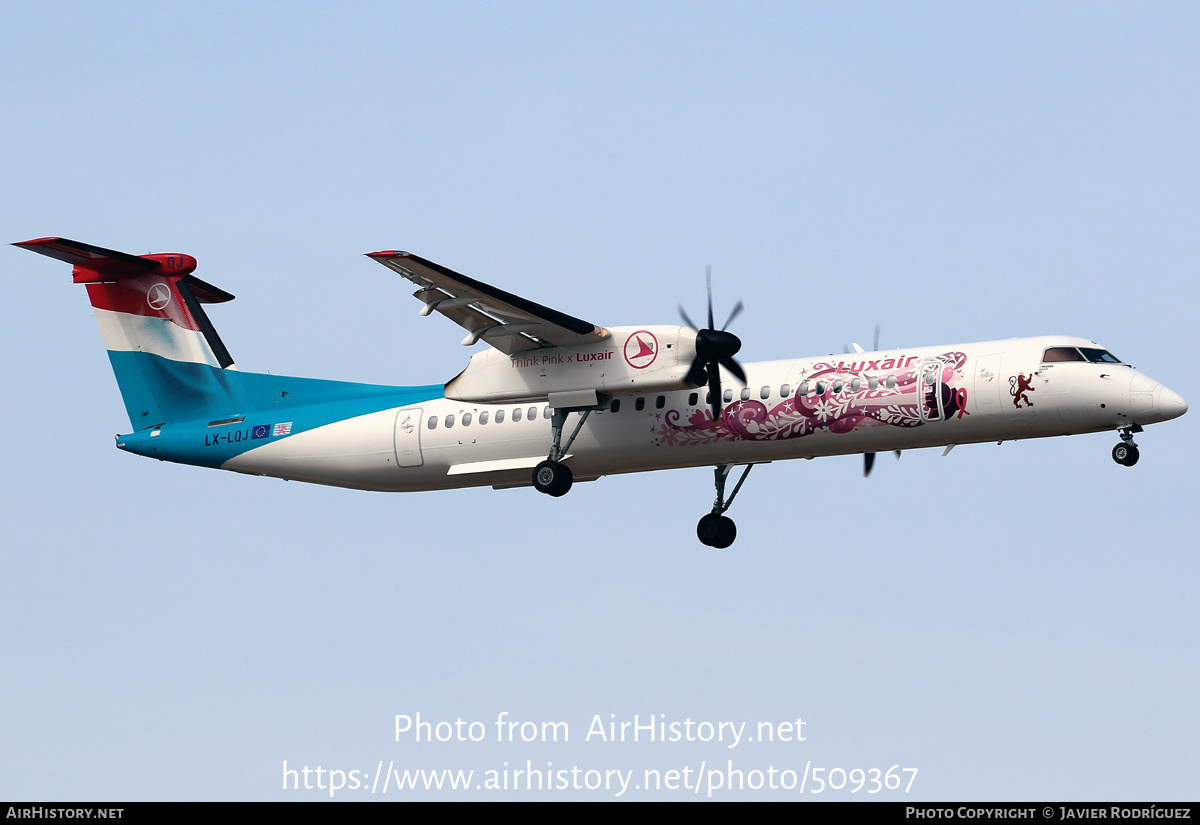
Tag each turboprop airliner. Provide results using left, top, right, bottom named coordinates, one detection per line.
left=16, top=237, right=1188, bottom=548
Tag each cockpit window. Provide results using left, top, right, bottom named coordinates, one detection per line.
left=1079, top=347, right=1123, bottom=364
left=1042, top=347, right=1086, bottom=362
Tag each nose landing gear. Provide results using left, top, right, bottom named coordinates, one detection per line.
left=1112, top=424, right=1142, bottom=467
left=697, top=513, right=736, bottom=548
left=697, top=464, right=755, bottom=548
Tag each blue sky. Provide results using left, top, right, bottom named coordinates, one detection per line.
left=2, top=2, right=1197, bottom=800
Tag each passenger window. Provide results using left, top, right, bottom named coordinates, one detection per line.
left=780, top=384, right=791, bottom=398
left=705, top=391, right=712, bottom=404
left=496, top=409, right=505, bottom=423
left=610, top=399, right=621, bottom=413
left=760, top=386, right=770, bottom=400
left=444, top=414, right=455, bottom=428
left=655, top=395, right=665, bottom=409
left=512, top=408, right=522, bottom=422
left=724, top=389, right=733, bottom=403
left=851, top=378, right=861, bottom=391
left=427, top=416, right=437, bottom=430
left=479, top=411, right=489, bottom=425
left=798, top=381, right=809, bottom=396
left=688, top=392, right=698, bottom=406
left=462, top=412, right=472, bottom=426
left=528, top=407, right=537, bottom=420
left=868, top=377, right=878, bottom=390
left=886, top=375, right=897, bottom=389
left=635, top=397, right=645, bottom=411
left=815, top=382, right=825, bottom=396
left=543, top=406, right=551, bottom=419
left=833, top=380, right=843, bottom=393
left=738, top=388, right=750, bottom=401
left=924, top=372, right=936, bottom=386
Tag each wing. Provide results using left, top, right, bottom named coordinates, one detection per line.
left=366, top=251, right=609, bottom=354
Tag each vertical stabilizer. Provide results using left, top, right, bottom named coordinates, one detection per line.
left=15, top=237, right=245, bottom=428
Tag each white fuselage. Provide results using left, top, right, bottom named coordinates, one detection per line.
left=222, top=336, right=1187, bottom=492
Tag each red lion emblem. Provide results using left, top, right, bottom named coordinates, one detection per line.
left=1009, top=373, right=1035, bottom=408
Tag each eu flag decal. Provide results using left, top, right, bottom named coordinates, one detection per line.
left=251, top=424, right=270, bottom=439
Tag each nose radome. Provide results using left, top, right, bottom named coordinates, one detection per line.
left=1158, top=387, right=1188, bottom=421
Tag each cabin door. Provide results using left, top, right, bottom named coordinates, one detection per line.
left=393, top=408, right=424, bottom=468
left=973, top=356, right=1003, bottom=414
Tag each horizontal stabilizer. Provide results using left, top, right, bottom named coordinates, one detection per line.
left=15, top=237, right=161, bottom=277
left=13, top=238, right=231, bottom=302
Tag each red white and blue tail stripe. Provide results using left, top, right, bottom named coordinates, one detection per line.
left=15, top=237, right=241, bottom=428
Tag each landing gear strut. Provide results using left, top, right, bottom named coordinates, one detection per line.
left=1112, top=424, right=1142, bottom=467
left=532, top=407, right=594, bottom=497
left=697, top=464, right=754, bottom=548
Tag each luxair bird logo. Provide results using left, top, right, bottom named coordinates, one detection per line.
left=146, top=283, right=172, bottom=311
left=1009, top=373, right=1035, bottom=408
left=623, top=330, right=658, bottom=369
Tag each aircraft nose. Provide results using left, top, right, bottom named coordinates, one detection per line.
left=1158, top=386, right=1188, bottom=421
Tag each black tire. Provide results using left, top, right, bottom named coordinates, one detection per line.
left=697, top=513, right=722, bottom=547
left=713, top=516, right=737, bottom=549
left=532, top=460, right=573, bottom=496
left=1112, top=443, right=1140, bottom=467
left=697, top=514, right=737, bottom=548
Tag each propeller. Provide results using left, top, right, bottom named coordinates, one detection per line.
left=861, top=325, right=898, bottom=477
left=862, top=449, right=902, bottom=478
left=679, top=267, right=746, bottom=420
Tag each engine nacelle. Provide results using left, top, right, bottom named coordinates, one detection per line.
left=445, top=325, right=698, bottom=404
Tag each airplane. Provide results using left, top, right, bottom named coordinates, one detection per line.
left=16, top=237, right=1188, bottom=548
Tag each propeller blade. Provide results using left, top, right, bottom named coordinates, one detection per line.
left=721, top=300, right=744, bottom=331
left=873, top=324, right=881, bottom=352
left=684, top=359, right=708, bottom=388
left=895, top=450, right=902, bottom=460
left=864, top=452, right=876, bottom=477
left=707, top=367, right=723, bottom=420
left=719, top=356, right=746, bottom=385
left=706, top=266, right=714, bottom=331
left=678, top=303, right=698, bottom=331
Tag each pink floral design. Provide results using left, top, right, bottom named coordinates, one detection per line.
left=657, top=351, right=968, bottom=446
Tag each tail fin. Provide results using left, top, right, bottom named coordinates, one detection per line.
left=15, top=237, right=246, bottom=429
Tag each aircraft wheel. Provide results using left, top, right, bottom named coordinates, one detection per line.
left=1112, top=443, right=1140, bottom=467
left=533, top=460, right=573, bottom=496
left=697, top=514, right=737, bottom=548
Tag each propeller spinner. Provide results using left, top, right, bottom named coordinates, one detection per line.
left=679, top=267, right=746, bottom=420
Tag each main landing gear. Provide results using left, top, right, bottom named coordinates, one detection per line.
left=532, top=407, right=595, bottom=497
left=1112, top=424, right=1142, bottom=467
left=533, top=459, right=573, bottom=497
left=697, top=464, right=754, bottom=549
